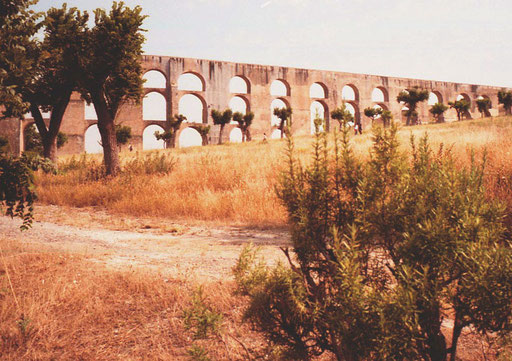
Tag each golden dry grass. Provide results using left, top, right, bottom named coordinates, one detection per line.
left=35, top=116, right=512, bottom=227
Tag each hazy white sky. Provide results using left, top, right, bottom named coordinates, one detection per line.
left=34, top=0, right=512, bottom=87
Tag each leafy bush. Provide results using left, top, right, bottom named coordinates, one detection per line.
left=183, top=286, right=223, bottom=340
left=21, top=153, right=57, bottom=174
left=235, top=124, right=512, bottom=361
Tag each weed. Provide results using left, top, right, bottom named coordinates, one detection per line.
left=183, top=286, right=223, bottom=340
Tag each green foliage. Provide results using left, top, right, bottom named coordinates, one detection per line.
left=331, top=103, right=354, bottom=127
left=21, top=152, right=57, bottom=174
left=187, top=345, right=211, bottom=361
left=273, top=107, right=292, bottom=138
left=56, top=131, right=68, bottom=149
left=236, top=123, right=512, bottom=361
left=380, top=109, right=393, bottom=127
left=476, top=97, right=492, bottom=117
left=397, top=87, right=429, bottom=125
left=498, top=90, right=512, bottom=115
left=232, top=111, right=254, bottom=142
left=115, top=124, right=132, bottom=146
left=211, top=108, right=232, bottom=144
left=155, top=114, right=186, bottom=148
left=183, top=286, right=223, bottom=340
left=23, top=123, right=42, bottom=154
left=0, top=136, right=9, bottom=154
left=449, top=99, right=470, bottom=120
left=0, top=155, right=36, bottom=230
left=364, top=106, right=382, bottom=124
left=429, top=102, right=448, bottom=123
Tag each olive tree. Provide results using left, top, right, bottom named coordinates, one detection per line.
left=449, top=99, right=470, bottom=121
left=331, top=103, right=354, bottom=128
left=429, top=102, right=448, bottom=123
left=396, top=87, right=429, bottom=125
left=211, top=109, right=232, bottom=144
left=233, top=111, right=254, bottom=142
left=155, top=114, right=186, bottom=148
left=476, top=97, right=492, bottom=118
left=498, top=90, right=512, bottom=115
left=273, top=107, right=292, bottom=139
left=235, top=124, right=512, bottom=361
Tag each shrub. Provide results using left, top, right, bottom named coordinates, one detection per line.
left=183, top=286, right=223, bottom=340
left=235, top=124, right=512, bottom=361
left=122, top=152, right=176, bottom=175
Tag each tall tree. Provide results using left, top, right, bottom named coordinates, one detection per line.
left=211, top=108, right=232, bottom=144
left=273, top=107, right=292, bottom=139
left=79, top=2, right=146, bottom=175
left=429, top=102, right=448, bottom=123
left=448, top=99, right=470, bottom=121
left=396, top=87, right=429, bottom=125
left=476, top=97, right=491, bottom=118
left=498, top=90, right=512, bottom=115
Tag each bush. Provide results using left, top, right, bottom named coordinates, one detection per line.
left=235, top=124, right=512, bottom=361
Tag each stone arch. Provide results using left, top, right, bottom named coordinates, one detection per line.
left=342, top=84, right=359, bottom=102
left=229, top=96, right=249, bottom=114
left=178, top=127, right=202, bottom=148
left=143, top=124, right=165, bottom=150
left=428, top=91, right=443, bottom=105
left=372, top=86, right=388, bottom=102
left=143, top=92, right=167, bottom=121
left=229, top=75, right=250, bottom=94
left=178, top=72, right=205, bottom=92
left=84, top=102, right=97, bottom=120
left=345, top=102, right=359, bottom=122
left=309, top=82, right=327, bottom=99
left=84, top=124, right=103, bottom=154
left=270, top=79, right=290, bottom=97
left=229, top=127, right=243, bottom=143
left=271, top=98, right=290, bottom=127
left=310, top=100, right=328, bottom=134
left=179, top=93, right=206, bottom=123
left=143, top=70, right=167, bottom=88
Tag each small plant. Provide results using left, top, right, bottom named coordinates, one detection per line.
left=183, top=286, right=223, bottom=340
left=21, top=153, right=57, bottom=174
left=16, top=314, right=34, bottom=340
left=430, top=102, right=448, bottom=123
left=187, top=344, right=211, bottom=361
left=115, top=125, right=132, bottom=150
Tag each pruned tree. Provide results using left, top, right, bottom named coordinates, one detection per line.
left=155, top=114, right=186, bottom=148
left=235, top=123, right=512, bottom=361
left=364, top=106, right=382, bottom=126
left=430, top=102, right=448, bottom=123
left=233, top=111, right=254, bottom=142
left=449, top=99, right=470, bottom=121
left=396, top=87, right=429, bottom=125
left=498, top=90, right=512, bottom=115
left=78, top=2, right=146, bottom=175
left=273, top=107, right=292, bottom=139
left=211, top=108, right=232, bottom=144
left=193, top=125, right=211, bottom=146
left=331, top=103, right=354, bottom=128
left=476, top=97, right=492, bottom=118
left=380, top=109, right=393, bottom=128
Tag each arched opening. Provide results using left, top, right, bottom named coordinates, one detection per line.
left=271, top=129, right=282, bottom=139
left=229, top=127, right=243, bottom=143
left=229, top=96, right=248, bottom=114
left=271, top=98, right=289, bottom=126
left=84, top=124, right=102, bottom=154
left=270, top=79, right=290, bottom=97
left=143, top=70, right=166, bottom=88
left=143, top=92, right=167, bottom=121
left=345, top=102, right=359, bottom=123
left=143, top=124, right=165, bottom=150
left=342, top=84, right=359, bottom=102
left=179, top=127, right=202, bottom=148
left=229, top=76, right=250, bottom=94
left=428, top=91, right=442, bottom=105
left=84, top=103, right=97, bottom=120
left=372, top=87, right=388, bottom=102
left=179, top=94, right=205, bottom=123
left=310, top=100, right=327, bottom=134
left=178, top=72, right=205, bottom=92
left=309, top=82, right=327, bottom=99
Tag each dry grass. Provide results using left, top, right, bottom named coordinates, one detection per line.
left=35, top=116, right=512, bottom=227
left=0, top=238, right=266, bottom=361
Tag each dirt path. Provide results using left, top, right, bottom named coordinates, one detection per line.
left=0, top=205, right=290, bottom=281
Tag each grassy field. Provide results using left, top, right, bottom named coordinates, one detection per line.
left=36, top=116, right=512, bottom=227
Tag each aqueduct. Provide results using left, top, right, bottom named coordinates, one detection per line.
left=2, top=55, right=510, bottom=155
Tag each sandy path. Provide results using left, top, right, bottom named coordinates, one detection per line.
left=0, top=205, right=290, bottom=281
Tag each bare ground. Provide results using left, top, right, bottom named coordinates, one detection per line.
left=0, top=204, right=290, bottom=281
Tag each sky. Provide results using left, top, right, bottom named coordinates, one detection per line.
left=33, top=0, right=512, bottom=87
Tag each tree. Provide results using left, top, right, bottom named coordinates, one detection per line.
left=273, top=107, right=292, bottom=139
left=448, top=99, right=470, bottom=121
left=115, top=124, right=132, bottom=150
left=380, top=109, right=393, bottom=128
left=23, top=123, right=67, bottom=156
left=233, top=111, right=254, bottom=142
left=211, top=108, right=232, bottom=144
left=331, top=103, right=354, bottom=128
left=0, top=0, right=41, bottom=119
left=498, top=90, right=512, bottom=115
left=364, top=106, right=382, bottom=125
left=192, top=125, right=211, bottom=146
left=235, top=124, right=512, bottom=361
left=78, top=2, right=146, bottom=175
left=429, top=102, right=448, bottom=123
left=476, top=97, right=492, bottom=118
left=396, top=87, right=429, bottom=125
left=155, top=114, right=186, bottom=148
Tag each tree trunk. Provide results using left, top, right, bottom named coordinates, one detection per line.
left=91, top=90, right=120, bottom=176
left=449, top=314, right=464, bottom=361
left=218, top=124, right=224, bottom=144
left=246, top=128, right=251, bottom=141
